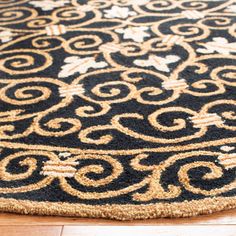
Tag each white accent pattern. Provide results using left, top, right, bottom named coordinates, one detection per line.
left=162, top=79, right=188, bottom=90
left=41, top=160, right=78, bottom=177
left=181, top=10, right=205, bottom=19
left=220, top=146, right=235, bottom=152
left=225, top=4, right=236, bottom=13
left=45, top=25, right=66, bottom=36
left=59, top=85, right=85, bottom=97
left=59, top=56, right=108, bottom=78
left=29, top=0, right=69, bottom=11
left=190, top=113, right=224, bottom=128
left=197, top=37, right=236, bottom=55
left=218, top=153, right=236, bottom=170
left=115, top=26, right=150, bottom=43
left=0, top=30, right=17, bottom=43
left=104, top=6, right=137, bottom=19
left=134, top=55, right=180, bottom=72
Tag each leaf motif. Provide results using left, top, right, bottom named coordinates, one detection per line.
left=58, top=57, right=108, bottom=78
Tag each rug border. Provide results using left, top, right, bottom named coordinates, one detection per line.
left=1, top=139, right=236, bottom=220
left=0, top=196, right=235, bottom=220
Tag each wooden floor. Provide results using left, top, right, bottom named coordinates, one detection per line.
left=1, top=209, right=236, bottom=236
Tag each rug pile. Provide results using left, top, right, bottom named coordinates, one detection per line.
left=0, top=0, right=236, bottom=220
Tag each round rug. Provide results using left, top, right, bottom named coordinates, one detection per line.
left=0, top=0, right=236, bottom=220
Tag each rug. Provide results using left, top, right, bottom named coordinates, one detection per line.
left=0, top=0, right=236, bottom=220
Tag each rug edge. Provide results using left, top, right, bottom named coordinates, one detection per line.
left=0, top=196, right=235, bottom=220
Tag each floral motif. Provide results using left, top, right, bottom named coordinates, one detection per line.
left=134, top=55, right=180, bottom=72
left=115, top=26, right=150, bottom=43
left=58, top=56, right=108, bottom=78
left=29, top=0, right=69, bottom=11
left=197, top=37, right=236, bottom=55
left=104, top=6, right=137, bottom=19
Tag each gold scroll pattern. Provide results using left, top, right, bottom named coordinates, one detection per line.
left=0, top=0, right=235, bottom=142
left=0, top=149, right=235, bottom=201
left=0, top=0, right=236, bottom=201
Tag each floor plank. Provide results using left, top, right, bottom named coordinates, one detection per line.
left=61, top=226, right=236, bottom=236
left=0, top=209, right=236, bottom=225
left=0, top=226, right=62, bottom=236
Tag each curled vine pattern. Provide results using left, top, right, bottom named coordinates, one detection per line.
left=0, top=0, right=236, bottom=217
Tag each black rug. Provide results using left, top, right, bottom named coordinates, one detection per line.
left=0, top=0, right=236, bottom=220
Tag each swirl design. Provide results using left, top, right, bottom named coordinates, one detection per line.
left=0, top=0, right=236, bottom=219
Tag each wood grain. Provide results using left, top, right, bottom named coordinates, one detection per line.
left=61, top=226, right=236, bottom=236
left=0, top=209, right=236, bottom=225
left=0, top=226, right=62, bottom=236
left=0, top=210, right=236, bottom=236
